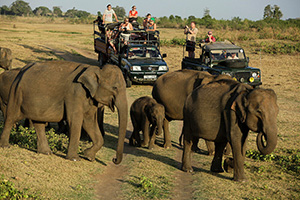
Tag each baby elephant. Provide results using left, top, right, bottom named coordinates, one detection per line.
left=130, top=96, right=165, bottom=149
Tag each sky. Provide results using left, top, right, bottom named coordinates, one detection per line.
left=0, top=0, right=299, bottom=21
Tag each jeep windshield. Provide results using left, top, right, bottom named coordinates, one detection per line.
left=128, top=47, right=161, bottom=60
left=210, top=48, right=246, bottom=61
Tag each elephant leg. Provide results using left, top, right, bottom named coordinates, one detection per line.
left=141, top=120, right=150, bottom=147
left=0, top=117, right=16, bottom=148
left=129, top=128, right=141, bottom=147
left=231, top=128, right=249, bottom=181
left=97, top=107, right=105, bottom=137
left=210, top=141, right=227, bottom=173
left=191, top=137, right=201, bottom=153
left=82, top=114, right=104, bottom=161
left=205, top=140, right=215, bottom=156
left=224, top=142, right=232, bottom=155
left=66, top=116, right=83, bottom=161
left=148, top=125, right=156, bottom=150
left=163, top=118, right=172, bottom=149
left=33, top=121, right=52, bottom=155
left=181, top=132, right=193, bottom=173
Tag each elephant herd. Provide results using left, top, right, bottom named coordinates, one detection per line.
left=0, top=56, right=279, bottom=182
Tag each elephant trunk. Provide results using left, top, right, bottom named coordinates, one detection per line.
left=112, top=89, right=128, bottom=164
left=156, top=116, right=163, bottom=136
left=256, top=116, right=278, bottom=155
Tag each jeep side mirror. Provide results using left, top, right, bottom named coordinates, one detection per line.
left=162, top=53, right=167, bottom=58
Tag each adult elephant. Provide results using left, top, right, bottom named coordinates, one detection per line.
left=152, top=69, right=232, bottom=153
left=0, top=47, right=12, bottom=70
left=181, top=79, right=279, bottom=181
left=0, top=61, right=128, bottom=164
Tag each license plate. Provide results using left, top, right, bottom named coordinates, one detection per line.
left=144, top=75, right=157, bottom=79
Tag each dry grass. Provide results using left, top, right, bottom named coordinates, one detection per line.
left=0, top=16, right=299, bottom=199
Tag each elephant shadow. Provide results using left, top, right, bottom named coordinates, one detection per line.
left=103, top=123, right=232, bottom=180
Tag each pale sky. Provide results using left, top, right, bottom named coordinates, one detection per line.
left=0, top=0, right=299, bottom=20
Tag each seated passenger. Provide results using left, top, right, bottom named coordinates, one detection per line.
left=227, top=53, right=239, bottom=59
left=129, top=5, right=138, bottom=23
left=119, top=18, right=133, bottom=44
left=143, top=13, right=152, bottom=29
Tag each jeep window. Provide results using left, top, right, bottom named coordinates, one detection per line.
left=128, top=47, right=161, bottom=60
left=210, top=49, right=245, bottom=61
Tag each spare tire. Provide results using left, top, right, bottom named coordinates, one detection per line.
left=219, top=59, right=247, bottom=68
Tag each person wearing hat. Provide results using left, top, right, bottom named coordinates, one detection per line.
left=184, top=21, right=198, bottom=58
left=205, top=31, right=216, bottom=43
left=146, top=18, right=156, bottom=31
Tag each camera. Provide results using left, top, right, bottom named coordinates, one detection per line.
left=185, top=25, right=188, bottom=29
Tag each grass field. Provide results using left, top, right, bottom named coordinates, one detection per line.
left=0, top=16, right=299, bottom=199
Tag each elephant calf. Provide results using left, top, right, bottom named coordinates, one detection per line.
left=130, top=96, right=165, bottom=149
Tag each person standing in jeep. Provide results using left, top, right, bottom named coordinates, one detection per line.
left=102, top=4, right=119, bottom=24
left=184, top=21, right=198, bottom=58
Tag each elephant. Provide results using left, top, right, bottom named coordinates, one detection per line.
left=129, top=96, right=165, bottom=149
left=181, top=79, right=279, bottom=181
left=0, top=47, right=12, bottom=70
left=152, top=69, right=232, bottom=153
left=0, top=68, right=21, bottom=120
left=0, top=61, right=128, bottom=164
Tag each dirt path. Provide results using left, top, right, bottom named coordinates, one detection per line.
left=170, top=121, right=195, bottom=200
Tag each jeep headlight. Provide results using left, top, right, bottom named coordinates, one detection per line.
left=131, top=66, right=141, bottom=71
left=158, top=65, right=168, bottom=71
left=252, top=72, right=259, bottom=78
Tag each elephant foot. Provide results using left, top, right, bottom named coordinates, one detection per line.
left=129, top=138, right=141, bottom=147
left=37, top=147, right=52, bottom=155
left=148, top=143, right=156, bottom=150
left=163, top=142, right=172, bottom=149
left=181, top=165, right=193, bottom=173
left=233, top=176, right=248, bottom=182
left=66, top=154, right=81, bottom=161
left=84, top=149, right=96, bottom=161
left=224, top=157, right=234, bottom=173
left=210, top=162, right=224, bottom=173
left=141, top=141, right=149, bottom=148
left=0, top=142, right=10, bottom=148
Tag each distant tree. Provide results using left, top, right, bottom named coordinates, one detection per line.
left=33, top=6, right=52, bottom=16
left=188, top=15, right=196, bottom=22
left=0, top=5, right=11, bottom=15
left=10, top=0, right=32, bottom=16
left=203, top=7, right=211, bottom=18
left=53, top=6, right=63, bottom=17
left=175, top=15, right=182, bottom=22
left=273, top=5, right=283, bottom=20
left=113, top=6, right=125, bottom=18
left=65, top=7, right=90, bottom=18
left=263, top=4, right=283, bottom=20
left=263, top=4, right=272, bottom=19
left=169, top=15, right=175, bottom=21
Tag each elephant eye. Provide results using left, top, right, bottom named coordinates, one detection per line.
left=112, top=86, right=117, bottom=90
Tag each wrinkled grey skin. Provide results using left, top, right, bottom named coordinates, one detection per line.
left=181, top=79, right=279, bottom=181
left=152, top=69, right=232, bottom=152
left=130, top=96, right=165, bottom=149
left=0, top=47, right=12, bottom=70
left=0, top=61, right=128, bottom=164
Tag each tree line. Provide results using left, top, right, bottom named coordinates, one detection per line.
left=1, top=0, right=299, bottom=32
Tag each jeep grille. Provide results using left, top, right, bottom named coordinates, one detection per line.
left=235, top=72, right=251, bottom=79
left=141, top=66, right=158, bottom=71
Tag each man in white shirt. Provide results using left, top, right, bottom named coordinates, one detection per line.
left=102, top=4, right=118, bottom=24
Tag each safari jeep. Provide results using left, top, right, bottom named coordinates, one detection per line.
left=93, top=22, right=168, bottom=87
left=181, top=41, right=262, bottom=86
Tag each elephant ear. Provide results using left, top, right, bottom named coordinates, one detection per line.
left=231, top=84, right=252, bottom=123
left=77, top=67, right=100, bottom=98
left=144, top=104, right=154, bottom=123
